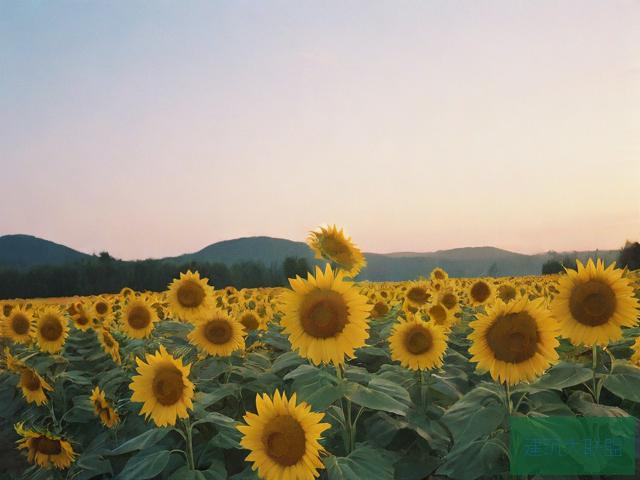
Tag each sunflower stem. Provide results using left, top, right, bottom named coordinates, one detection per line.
left=336, top=364, right=353, bottom=454
left=592, top=344, right=599, bottom=404
left=182, top=417, right=195, bottom=470
left=504, top=382, right=512, bottom=416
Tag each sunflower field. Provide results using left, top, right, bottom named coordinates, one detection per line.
left=1, top=227, right=640, bottom=480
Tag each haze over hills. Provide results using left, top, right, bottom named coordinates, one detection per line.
left=0, top=233, right=620, bottom=279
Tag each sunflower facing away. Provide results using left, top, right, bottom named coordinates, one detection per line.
left=631, top=337, right=640, bottom=366
left=18, top=367, right=53, bottom=405
left=188, top=309, right=246, bottom=357
left=120, top=296, right=159, bottom=339
left=90, top=386, right=120, bottom=428
left=280, top=264, right=372, bottom=366
left=166, top=271, right=215, bottom=323
left=97, top=327, right=121, bottom=365
left=130, top=345, right=194, bottom=427
left=237, top=390, right=330, bottom=480
left=552, top=259, right=639, bottom=346
left=35, top=308, right=69, bottom=354
left=307, top=225, right=366, bottom=277
left=469, top=297, right=560, bottom=385
left=15, top=422, right=76, bottom=470
left=2, top=305, right=33, bottom=344
left=389, top=316, right=448, bottom=371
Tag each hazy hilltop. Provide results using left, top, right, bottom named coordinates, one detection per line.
left=0, top=234, right=620, bottom=279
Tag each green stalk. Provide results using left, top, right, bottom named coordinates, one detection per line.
left=592, top=344, right=599, bottom=404
left=182, top=417, right=195, bottom=470
left=335, top=365, right=352, bottom=454
left=504, top=382, right=512, bottom=416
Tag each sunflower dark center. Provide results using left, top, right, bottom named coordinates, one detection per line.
left=321, top=236, right=354, bottom=266
left=300, top=290, right=349, bottom=338
left=12, top=314, right=30, bottom=335
left=471, top=282, right=491, bottom=303
left=373, top=301, right=389, bottom=317
left=498, top=286, right=517, bottom=302
left=429, top=305, right=447, bottom=325
left=177, top=281, right=205, bottom=308
left=407, top=287, right=429, bottom=305
left=240, top=313, right=259, bottom=332
left=22, top=370, right=41, bottom=391
left=405, top=327, right=433, bottom=355
left=569, top=280, right=616, bottom=327
left=152, top=366, right=184, bottom=406
left=3, top=304, right=14, bottom=317
left=76, top=315, right=89, bottom=326
left=204, top=320, right=233, bottom=344
left=486, top=311, right=539, bottom=363
left=262, top=415, right=306, bottom=466
left=441, top=293, right=457, bottom=310
left=33, top=437, right=62, bottom=455
left=434, top=270, right=445, bottom=280
left=95, top=302, right=108, bottom=315
left=40, top=315, right=63, bottom=341
left=128, top=306, right=151, bottom=329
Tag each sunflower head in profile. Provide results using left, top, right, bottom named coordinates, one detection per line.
left=430, top=267, right=449, bottom=282
left=497, top=283, right=518, bottom=303
left=2, top=305, right=33, bottom=344
left=35, top=307, right=69, bottom=354
left=71, top=303, right=93, bottom=332
left=404, top=281, right=432, bottom=309
left=18, top=367, right=53, bottom=406
left=188, top=309, right=246, bottom=357
left=3, top=347, right=25, bottom=373
left=2, top=302, right=14, bottom=318
left=15, top=422, right=76, bottom=470
left=97, top=328, right=121, bottom=365
left=469, top=297, right=560, bottom=385
left=468, top=279, right=494, bottom=307
left=280, top=264, right=372, bottom=366
left=237, top=390, right=330, bottom=480
left=631, top=337, right=640, bottom=366
left=552, top=259, right=639, bottom=347
left=166, top=271, right=215, bottom=323
left=130, top=345, right=194, bottom=427
left=120, top=297, right=159, bottom=339
left=307, top=225, right=366, bottom=277
left=389, top=316, right=448, bottom=371
left=90, top=386, right=119, bottom=428
left=120, top=287, right=135, bottom=298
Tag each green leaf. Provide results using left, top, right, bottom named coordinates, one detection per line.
left=438, top=435, right=509, bottom=480
left=343, top=381, right=409, bottom=416
left=603, top=361, right=640, bottom=402
left=194, top=383, right=240, bottom=409
left=110, top=428, right=170, bottom=456
left=530, top=362, right=593, bottom=390
left=270, top=351, right=304, bottom=373
left=116, top=449, right=170, bottom=480
left=525, top=390, right=575, bottom=417
left=72, top=453, right=113, bottom=480
left=394, top=449, right=439, bottom=480
left=568, top=391, right=631, bottom=417
left=324, top=444, right=395, bottom=480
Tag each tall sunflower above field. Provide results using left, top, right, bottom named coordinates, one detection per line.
left=280, top=264, right=372, bottom=366
left=307, top=225, right=366, bottom=277
left=552, top=259, right=639, bottom=346
left=166, top=271, right=215, bottom=323
left=469, top=297, right=560, bottom=385
left=237, top=390, right=330, bottom=480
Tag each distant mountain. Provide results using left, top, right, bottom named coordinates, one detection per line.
left=0, top=234, right=622, bottom=279
left=0, top=234, right=90, bottom=269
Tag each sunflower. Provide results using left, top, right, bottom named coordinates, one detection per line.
left=438, top=289, right=460, bottom=315
left=430, top=267, right=449, bottom=282
left=130, top=345, right=194, bottom=427
left=90, top=386, right=119, bottom=428
left=497, top=283, right=518, bottom=303
left=389, top=316, right=448, bottom=371
left=370, top=299, right=390, bottom=319
left=92, top=297, right=113, bottom=326
left=631, top=337, right=640, bottom=366
left=2, top=305, right=33, bottom=344
left=18, top=367, right=53, bottom=405
left=236, top=308, right=266, bottom=333
left=120, top=297, right=158, bottom=339
left=552, top=259, right=639, bottom=346
left=71, top=303, right=93, bottom=331
left=280, top=264, right=372, bottom=366
left=35, top=308, right=68, bottom=354
left=404, top=281, right=432, bottom=309
left=426, top=303, right=453, bottom=330
left=237, top=390, right=330, bottom=480
left=166, top=271, right=215, bottom=323
left=188, top=309, right=246, bottom=357
left=2, top=302, right=14, bottom=318
left=3, top=347, right=25, bottom=373
left=15, top=422, right=76, bottom=469
left=307, top=225, right=366, bottom=277
left=469, top=297, right=560, bottom=385
left=97, top=328, right=121, bottom=365
left=468, top=279, right=494, bottom=307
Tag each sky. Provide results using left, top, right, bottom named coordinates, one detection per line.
left=1, top=1, right=639, bottom=260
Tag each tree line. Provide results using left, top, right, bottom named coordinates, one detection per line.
left=541, top=241, right=640, bottom=275
left=0, top=253, right=311, bottom=300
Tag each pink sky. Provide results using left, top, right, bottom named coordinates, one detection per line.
left=1, top=1, right=639, bottom=259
